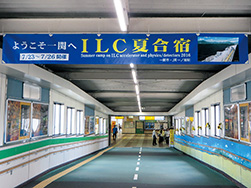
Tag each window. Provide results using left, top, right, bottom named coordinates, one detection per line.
left=224, top=104, right=238, bottom=139
left=211, top=104, right=221, bottom=137
left=195, top=111, right=201, bottom=135
left=53, top=103, right=64, bottom=135
left=76, top=110, right=84, bottom=135
left=202, top=108, right=209, bottom=136
left=67, top=107, right=75, bottom=135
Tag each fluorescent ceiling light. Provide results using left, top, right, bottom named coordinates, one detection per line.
left=135, top=85, right=140, bottom=95
left=113, top=0, right=128, bottom=31
left=137, top=95, right=140, bottom=102
left=138, top=101, right=141, bottom=107
left=132, top=70, right=138, bottom=84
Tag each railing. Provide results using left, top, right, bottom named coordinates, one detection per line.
left=0, top=137, right=108, bottom=175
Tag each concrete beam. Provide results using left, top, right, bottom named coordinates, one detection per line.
left=0, top=17, right=250, bottom=33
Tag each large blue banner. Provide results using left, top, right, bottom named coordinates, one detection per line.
left=2, top=33, right=248, bottom=64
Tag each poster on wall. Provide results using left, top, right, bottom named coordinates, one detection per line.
left=32, top=103, right=48, bottom=137
left=85, top=116, right=90, bottom=135
left=224, top=104, right=239, bottom=139
left=89, top=116, right=95, bottom=134
left=6, top=100, right=31, bottom=142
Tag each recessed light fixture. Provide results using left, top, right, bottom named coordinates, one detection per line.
left=113, top=0, right=128, bottom=32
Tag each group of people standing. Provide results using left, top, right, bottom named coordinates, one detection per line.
left=152, top=128, right=170, bottom=146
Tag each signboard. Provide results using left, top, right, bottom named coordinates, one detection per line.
left=139, top=116, right=164, bottom=120
left=115, top=116, right=124, bottom=119
left=2, top=33, right=248, bottom=64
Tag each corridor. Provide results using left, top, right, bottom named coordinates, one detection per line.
left=23, top=134, right=238, bottom=188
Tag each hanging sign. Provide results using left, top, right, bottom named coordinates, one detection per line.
left=2, top=33, right=248, bottom=64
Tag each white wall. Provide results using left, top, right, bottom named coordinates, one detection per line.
left=95, top=110, right=108, bottom=119
left=0, top=138, right=108, bottom=188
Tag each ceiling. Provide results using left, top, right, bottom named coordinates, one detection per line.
left=39, top=64, right=228, bottom=112
left=0, top=0, right=250, bottom=18
left=0, top=0, right=251, bottom=113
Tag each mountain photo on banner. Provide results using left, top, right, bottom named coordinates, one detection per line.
left=198, top=36, right=239, bottom=62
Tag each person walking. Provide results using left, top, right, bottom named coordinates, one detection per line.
left=113, top=125, right=118, bottom=141
left=152, top=129, right=157, bottom=146
left=165, top=128, right=170, bottom=145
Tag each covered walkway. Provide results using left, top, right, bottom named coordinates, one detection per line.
left=23, top=135, right=238, bottom=188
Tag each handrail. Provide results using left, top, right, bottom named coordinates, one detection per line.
left=0, top=137, right=107, bottom=165
left=0, top=138, right=107, bottom=175
left=175, top=139, right=251, bottom=171
left=0, top=138, right=108, bottom=175
left=175, top=137, right=251, bottom=163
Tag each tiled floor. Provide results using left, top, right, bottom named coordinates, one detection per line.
left=111, top=133, right=169, bottom=148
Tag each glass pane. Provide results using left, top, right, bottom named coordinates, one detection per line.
left=32, top=103, right=48, bottom=137
left=224, top=104, right=238, bottom=139
left=181, top=118, right=185, bottom=134
left=76, top=111, right=80, bottom=134
left=85, top=116, right=90, bottom=134
left=80, top=111, right=84, bottom=134
left=201, top=110, right=206, bottom=136
left=20, top=103, right=31, bottom=139
left=6, top=100, right=21, bottom=142
left=60, top=105, right=65, bottom=134
left=205, top=109, right=209, bottom=136
left=240, top=103, right=249, bottom=142
left=215, top=105, right=221, bottom=136
left=67, top=108, right=72, bottom=134
left=248, top=103, right=251, bottom=142
left=54, top=104, right=60, bottom=135
left=89, top=116, right=95, bottom=133
left=95, top=117, right=99, bottom=134
left=198, top=112, right=201, bottom=135
left=72, top=109, right=76, bottom=134
left=210, top=106, right=215, bottom=136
